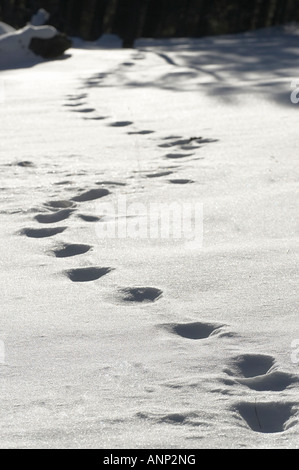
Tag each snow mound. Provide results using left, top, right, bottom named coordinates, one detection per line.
left=0, top=21, right=15, bottom=36
left=0, top=25, right=65, bottom=68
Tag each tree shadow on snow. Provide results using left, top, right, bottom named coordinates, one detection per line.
left=81, top=25, right=299, bottom=109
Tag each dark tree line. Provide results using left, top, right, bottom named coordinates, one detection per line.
left=1, top=0, right=299, bottom=46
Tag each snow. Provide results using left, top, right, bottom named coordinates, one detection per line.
left=0, top=24, right=58, bottom=68
left=0, top=21, right=15, bottom=36
left=0, top=25, right=298, bottom=449
left=29, top=8, right=50, bottom=27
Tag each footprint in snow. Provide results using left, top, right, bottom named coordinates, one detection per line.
left=65, top=267, right=113, bottom=282
left=45, top=200, right=76, bottom=210
left=35, top=209, right=74, bottom=224
left=118, top=287, right=163, bottom=303
left=52, top=243, right=92, bottom=258
left=83, top=116, right=108, bottom=121
left=236, top=371, right=298, bottom=392
left=96, top=181, right=126, bottom=187
left=21, top=227, right=67, bottom=238
left=54, top=180, right=73, bottom=186
left=71, top=108, right=96, bottom=113
left=146, top=171, right=173, bottom=179
left=162, top=321, right=223, bottom=340
left=16, top=160, right=35, bottom=167
left=224, top=354, right=298, bottom=391
left=72, top=188, right=110, bottom=202
left=63, top=102, right=85, bottom=108
left=224, top=353, right=275, bottom=378
left=169, top=179, right=194, bottom=185
left=109, top=121, right=133, bottom=128
left=78, top=214, right=102, bottom=222
left=128, top=130, right=155, bottom=135
left=66, top=93, right=88, bottom=101
left=163, top=135, right=182, bottom=140
left=137, top=411, right=202, bottom=427
left=233, top=401, right=297, bottom=434
left=158, top=139, right=192, bottom=149
left=181, top=144, right=202, bottom=151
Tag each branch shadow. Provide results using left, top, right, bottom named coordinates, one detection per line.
left=81, top=25, right=299, bottom=109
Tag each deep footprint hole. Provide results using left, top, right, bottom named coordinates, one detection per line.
left=21, top=227, right=67, bottom=238
left=78, top=214, right=102, bottom=222
left=228, top=354, right=275, bottom=378
left=53, top=244, right=92, bottom=258
left=120, top=287, right=163, bottom=303
left=167, top=322, right=222, bottom=340
left=65, top=267, right=113, bottom=282
left=169, top=179, right=194, bottom=185
left=72, top=188, right=110, bottom=202
left=45, top=200, right=75, bottom=210
left=235, top=402, right=295, bottom=434
left=35, top=209, right=74, bottom=224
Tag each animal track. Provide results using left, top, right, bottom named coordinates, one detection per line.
left=65, top=267, right=113, bottom=282
left=164, top=322, right=223, bottom=340
left=52, top=243, right=92, bottom=258
left=35, top=209, right=74, bottom=224
left=119, top=287, right=163, bottom=303
left=234, top=402, right=296, bottom=433
left=21, top=227, right=67, bottom=238
left=72, top=188, right=110, bottom=202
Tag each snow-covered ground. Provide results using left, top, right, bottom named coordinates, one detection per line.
left=0, top=25, right=298, bottom=449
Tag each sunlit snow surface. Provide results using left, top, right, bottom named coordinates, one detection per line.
left=0, top=26, right=298, bottom=448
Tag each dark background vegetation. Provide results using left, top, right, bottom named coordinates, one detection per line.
left=1, top=0, right=299, bottom=47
